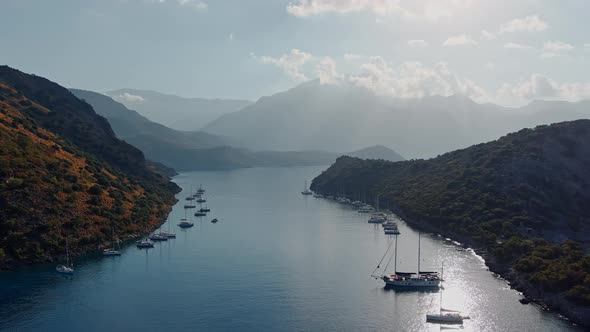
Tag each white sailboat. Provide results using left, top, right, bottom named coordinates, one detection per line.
left=380, top=233, right=441, bottom=288
left=103, top=227, right=122, bottom=256
left=301, top=180, right=313, bottom=195
left=56, top=238, right=74, bottom=274
left=426, top=279, right=469, bottom=324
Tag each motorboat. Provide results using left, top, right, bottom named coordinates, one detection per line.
left=149, top=233, right=168, bottom=241
left=211, top=218, right=218, bottom=223
left=178, top=220, right=194, bottom=228
left=136, top=240, right=154, bottom=248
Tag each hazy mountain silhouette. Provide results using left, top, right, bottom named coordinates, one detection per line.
left=74, top=90, right=403, bottom=171
left=105, top=88, right=251, bottom=131
left=203, top=80, right=590, bottom=158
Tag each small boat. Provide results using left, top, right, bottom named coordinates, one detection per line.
left=178, top=220, right=194, bottom=228
left=195, top=211, right=207, bottom=217
left=199, top=206, right=210, bottom=212
left=103, top=227, right=122, bottom=256
left=149, top=233, right=168, bottom=241
left=313, top=193, right=324, bottom=198
left=197, top=198, right=206, bottom=203
left=184, top=204, right=196, bottom=209
left=301, top=180, right=313, bottom=195
left=159, top=231, right=176, bottom=239
left=56, top=239, right=75, bottom=274
left=211, top=218, right=218, bottom=223
left=185, top=197, right=195, bottom=201
left=197, top=185, right=205, bottom=194
left=426, top=285, right=469, bottom=324
left=136, top=240, right=154, bottom=249
left=368, top=213, right=387, bottom=224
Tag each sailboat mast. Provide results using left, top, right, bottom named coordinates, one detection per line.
left=394, top=234, right=398, bottom=273
left=417, top=233, right=421, bottom=274
left=66, top=238, right=70, bottom=266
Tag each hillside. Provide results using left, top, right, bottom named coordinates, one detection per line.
left=203, top=80, right=590, bottom=158
left=106, top=88, right=251, bottom=131
left=346, top=145, right=404, bottom=162
left=0, top=66, right=179, bottom=268
left=311, top=120, right=590, bottom=326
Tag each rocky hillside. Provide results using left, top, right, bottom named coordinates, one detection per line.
left=0, top=66, right=179, bottom=268
left=311, top=120, right=590, bottom=326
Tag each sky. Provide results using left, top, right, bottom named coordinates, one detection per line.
left=1, top=0, right=590, bottom=106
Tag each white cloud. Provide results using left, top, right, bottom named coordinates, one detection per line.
left=408, top=39, right=429, bottom=47
left=286, top=0, right=471, bottom=19
left=344, top=53, right=365, bottom=61
left=543, top=40, right=574, bottom=52
left=504, top=42, right=532, bottom=50
left=315, top=57, right=343, bottom=84
left=498, top=74, right=590, bottom=104
left=348, top=58, right=488, bottom=101
left=443, top=34, right=477, bottom=46
left=499, top=15, right=547, bottom=33
left=481, top=30, right=496, bottom=40
left=287, top=0, right=408, bottom=17
left=177, top=0, right=207, bottom=10
left=117, top=92, right=145, bottom=103
left=257, top=49, right=314, bottom=81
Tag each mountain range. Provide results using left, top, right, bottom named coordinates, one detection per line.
left=105, top=88, right=251, bottom=131
left=73, top=89, right=403, bottom=171
left=203, top=80, right=590, bottom=159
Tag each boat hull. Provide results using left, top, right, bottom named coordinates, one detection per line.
left=426, top=314, right=464, bottom=324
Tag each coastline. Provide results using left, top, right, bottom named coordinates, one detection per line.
left=0, top=198, right=178, bottom=271
left=387, top=205, right=590, bottom=329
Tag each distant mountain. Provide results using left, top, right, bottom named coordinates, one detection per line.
left=346, top=145, right=404, bottom=162
left=75, top=90, right=403, bottom=171
left=203, top=80, right=590, bottom=158
left=71, top=89, right=235, bottom=149
left=105, top=88, right=251, bottom=131
left=311, top=120, right=590, bottom=326
left=0, top=66, right=178, bottom=267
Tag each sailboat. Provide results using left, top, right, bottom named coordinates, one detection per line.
left=103, top=227, right=122, bottom=256
left=159, top=221, right=176, bottom=238
left=380, top=233, right=441, bottom=288
left=301, top=180, right=313, bottom=195
left=426, top=272, right=469, bottom=324
left=56, top=238, right=74, bottom=274
left=178, top=208, right=194, bottom=228
left=197, top=184, right=205, bottom=194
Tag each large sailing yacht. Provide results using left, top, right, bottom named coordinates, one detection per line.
left=381, top=233, right=441, bottom=288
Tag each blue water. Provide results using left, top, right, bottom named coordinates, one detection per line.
left=0, top=167, right=581, bottom=331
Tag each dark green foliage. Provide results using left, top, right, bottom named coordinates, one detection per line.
left=312, top=120, right=590, bottom=306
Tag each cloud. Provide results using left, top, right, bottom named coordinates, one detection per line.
left=443, top=34, right=477, bottom=46
left=498, top=74, right=590, bottom=104
left=408, top=39, right=429, bottom=47
left=257, top=49, right=314, bottom=81
left=543, top=40, right=574, bottom=52
left=286, top=0, right=471, bottom=19
left=499, top=15, right=547, bottom=33
left=315, top=57, right=343, bottom=84
left=344, top=53, right=365, bottom=61
left=504, top=42, right=532, bottom=50
left=286, top=0, right=407, bottom=17
left=176, top=0, right=207, bottom=10
left=480, top=30, right=496, bottom=40
left=228, top=32, right=234, bottom=41
left=348, top=57, right=488, bottom=101
left=117, top=92, right=145, bottom=103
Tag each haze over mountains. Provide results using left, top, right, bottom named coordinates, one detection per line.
left=203, top=80, right=590, bottom=159
left=73, top=89, right=403, bottom=171
left=106, top=89, right=252, bottom=131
